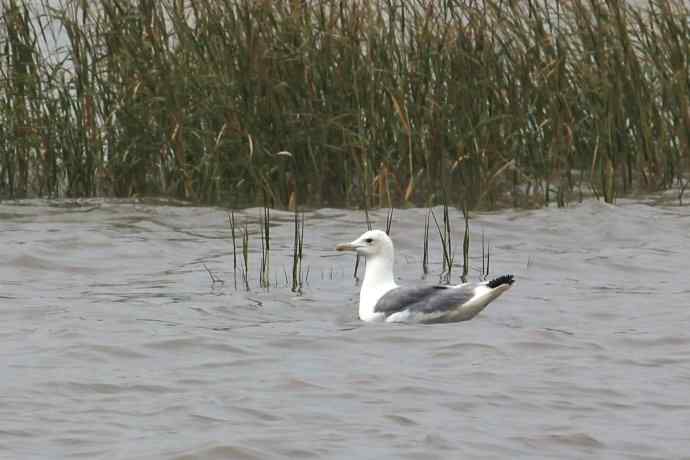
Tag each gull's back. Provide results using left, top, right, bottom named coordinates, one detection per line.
left=373, top=275, right=514, bottom=323
left=374, top=284, right=476, bottom=323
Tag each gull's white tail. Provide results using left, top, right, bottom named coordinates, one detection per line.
left=448, top=274, right=515, bottom=322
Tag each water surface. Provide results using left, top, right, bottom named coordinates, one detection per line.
left=2, top=198, right=689, bottom=459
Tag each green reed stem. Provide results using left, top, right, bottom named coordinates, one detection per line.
left=422, top=209, right=430, bottom=275
left=241, top=221, right=249, bottom=291
left=462, top=203, right=470, bottom=283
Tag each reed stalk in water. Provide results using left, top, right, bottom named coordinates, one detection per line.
left=461, top=204, right=470, bottom=283
left=241, top=221, right=250, bottom=291
left=443, top=202, right=452, bottom=276
left=481, top=231, right=491, bottom=280
left=259, top=205, right=271, bottom=289
left=430, top=204, right=453, bottom=284
left=202, top=263, right=223, bottom=285
left=353, top=199, right=373, bottom=280
left=422, top=209, right=430, bottom=275
left=291, top=209, right=304, bottom=293
left=385, top=207, right=394, bottom=235
left=228, top=210, right=238, bottom=287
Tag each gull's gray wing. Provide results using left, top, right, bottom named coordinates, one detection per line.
left=374, top=284, right=475, bottom=319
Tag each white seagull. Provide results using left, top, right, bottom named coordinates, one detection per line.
left=336, top=229, right=514, bottom=323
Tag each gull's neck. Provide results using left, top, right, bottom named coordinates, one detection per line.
left=359, top=251, right=397, bottom=321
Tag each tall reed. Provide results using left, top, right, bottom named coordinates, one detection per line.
left=2, top=0, right=689, bottom=208
left=228, top=210, right=237, bottom=287
left=461, top=203, right=470, bottom=282
left=241, top=220, right=250, bottom=291
left=291, top=209, right=304, bottom=293
left=259, top=205, right=270, bottom=288
left=431, top=203, right=454, bottom=284
left=422, top=209, right=430, bottom=275
left=352, top=199, right=373, bottom=280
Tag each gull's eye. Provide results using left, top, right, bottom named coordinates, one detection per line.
left=364, top=238, right=373, bottom=244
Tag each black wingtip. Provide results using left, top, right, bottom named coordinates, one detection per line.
left=487, top=274, right=515, bottom=289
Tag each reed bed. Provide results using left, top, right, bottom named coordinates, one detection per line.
left=2, top=0, right=689, bottom=208
left=224, top=205, right=489, bottom=293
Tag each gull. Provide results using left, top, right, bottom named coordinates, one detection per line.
left=336, top=229, right=514, bottom=323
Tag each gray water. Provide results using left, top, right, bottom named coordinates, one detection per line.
left=2, top=198, right=690, bottom=460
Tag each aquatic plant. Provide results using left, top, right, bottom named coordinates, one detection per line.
left=241, top=220, right=250, bottom=291
left=2, top=0, right=689, bottom=208
left=430, top=202, right=454, bottom=284
left=259, top=204, right=270, bottom=288
left=202, top=263, right=223, bottom=286
left=481, top=231, right=490, bottom=280
left=291, top=208, right=304, bottom=293
left=352, top=200, right=373, bottom=280
left=385, top=207, right=394, bottom=236
left=228, top=210, right=238, bottom=287
left=422, top=209, right=430, bottom=275
left=461, top=203, right=470, bottom=282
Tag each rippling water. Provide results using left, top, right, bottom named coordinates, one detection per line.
left=2, top=198, right=690, bottom=459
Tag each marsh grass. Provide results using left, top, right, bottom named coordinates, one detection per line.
left=227, top=204, right=499, bottom=293
left=329, top=199, right=495, bottom=289
left=422, top=209, right=430, bottom=275
left=385, top=207, right=394, bottom=236
left=202, top=263, right=223, bottom=285
left=352, top=200, right=372, bottom=280
left=228, top=210, right=238, bottom=287
left=461, top=204, right=470, bottom=282
left=481, top=231, right=490, bottom=280
left=291, top=208, right=305, bottom=293
left=241, top=221, right=250, bottom=291
left=430, top=203, right=454, bottom=284
left=2, top=0, right=689, bottom=208
left=680, top=178, right=690, bottom=205
left=259, top=205, right=270, bottom=288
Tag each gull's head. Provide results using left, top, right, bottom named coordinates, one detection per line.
left=335, top=229, right=393, bottom=259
